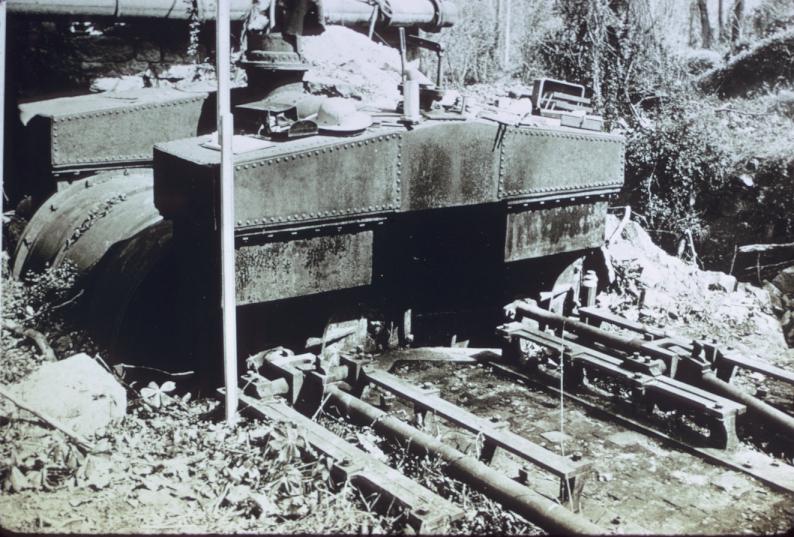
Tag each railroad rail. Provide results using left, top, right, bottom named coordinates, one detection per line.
left=223, top=300, right=794, bottom=533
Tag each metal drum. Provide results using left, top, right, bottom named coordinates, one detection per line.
left=12, top=169, right=177, bottom=358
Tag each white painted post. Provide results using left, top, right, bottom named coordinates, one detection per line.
left=216, top=0, right=238, bottom=424
left=0, top=0, right=6, bottom=327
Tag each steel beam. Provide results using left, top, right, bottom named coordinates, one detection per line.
left=7, top=0, right=456, bottom=27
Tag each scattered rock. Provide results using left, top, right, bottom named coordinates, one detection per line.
left=9, top=354, right=126, bottom=438
left=539, top=430, right=572, bottom=444
left=699, top=270, right=738, bottom=292
left=598, top=471, right=614, bottom=482
left=670, top=470, right=709, bottom=486
left=301, top=26, right=431, bottom=108
left=641, top=288, right=676, bottom=310
left=605, top=431, right=646, bottom=448
left=772, top=266, right=794, bottom=295
left=711, top=472, right=751, bottom=496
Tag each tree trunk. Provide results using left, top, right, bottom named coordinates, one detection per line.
left=731, top=0, right=744, bottom=51
left=718, top=0, right=724, bottom=42
left=697, top=0, right=713, bottom=49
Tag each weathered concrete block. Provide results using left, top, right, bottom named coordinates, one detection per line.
left=11, top=354, right=126, bottom=437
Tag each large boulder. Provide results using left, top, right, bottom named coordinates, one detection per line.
left=772, top=266, right=794, bottom=295
left=10, top=354, right=126, bottom=437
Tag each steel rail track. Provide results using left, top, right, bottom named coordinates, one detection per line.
left=484, top=359, right=794, bottom=495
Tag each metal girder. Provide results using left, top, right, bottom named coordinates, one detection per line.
left=155, top=120, right=624, bottom=232
left=580, top=306, right=794, bottom=387
left=235, top=229, right=373, bottom=304
left=498, top=320, right=746, bottom=450
left=8, top=0, right=457, bottom=28
left=504, top=201, right=608, bottom=261
left=498, top=126, right=623, bottom=200
left=399, top=121, right=500, bottom=210
left=154, top=130, right=402, bottom=228
left=326, top=385, right=605, bottom=535
left=20, top=89, right=208, bottom=174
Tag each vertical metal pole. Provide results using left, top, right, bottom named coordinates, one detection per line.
left=0, top=0, right=6, bottom=328
left=216, top=0, right=238, bottom=423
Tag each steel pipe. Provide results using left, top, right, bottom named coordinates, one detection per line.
left=513, top=300, right=794, bottom=439
left=325, top=384, right=603, bottom=535
left=7, top=0, right=456, bottom=27
left=700, top=371, right=794, bottom=437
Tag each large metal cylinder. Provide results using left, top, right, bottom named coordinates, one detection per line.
left=7, top=0, right=457, bottom=27
left=12, top=169, right=178, bottom=358
left=13, top=169, right=161, bottom=278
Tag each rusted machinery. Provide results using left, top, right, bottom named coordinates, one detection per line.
left=497, top=299, right=794, bottom=449
left=240, top=347, right=604, bottom=534
left=8, top=0, right=624, bottom=371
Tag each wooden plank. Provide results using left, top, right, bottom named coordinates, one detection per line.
left=364, top=369, right=590, bottom=480
left=549, top=92, right=592, bottom=105
left=238, top=393, right=463, bottom=532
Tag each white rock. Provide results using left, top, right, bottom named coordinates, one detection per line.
left=11, top=354, right=126, bottom=438
left=772, top=266, right=794, bottom=295
left=641, top=288, right=676, bottom=310
left=699, top=270, right=738, bottom=292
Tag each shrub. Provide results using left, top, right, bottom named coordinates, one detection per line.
left=622, top=96, right=734, bottom=248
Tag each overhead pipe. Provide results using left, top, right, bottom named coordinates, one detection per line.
left=324, top=384, right=604, bottom=535
left=512, top=300, right=794, bottom=439
left=7, top=0, right=456, bottom=27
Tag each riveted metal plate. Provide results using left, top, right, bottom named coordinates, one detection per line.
left=233, top=132, right=401, bottom=225
left=235, top=230, right=373, bottom=304
left=21, top=89, right=208, bottom=172
left=505, top=201, right=608, bottom=261
left=499, top=126, right=624, bottom=199
left=400, top=122, right=501, bottom=210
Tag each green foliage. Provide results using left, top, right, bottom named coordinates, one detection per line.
left=750, top=0, right=794, bottom=39
left=438, top=0, right=557, bottom=87
left=3, top=262, right=80, bottom=328
left=439, top=2, right=500, bottom=86
left=622, top=97, right=734, bottom=244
